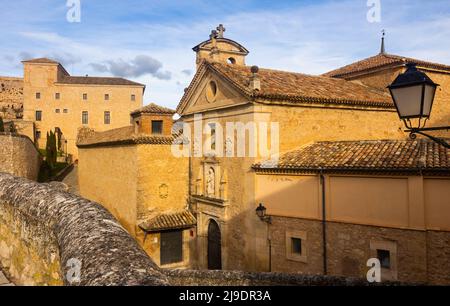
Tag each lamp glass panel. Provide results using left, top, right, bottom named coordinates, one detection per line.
left=391, top=85, right=423, bottom=118
left=423, top=84, right=436, bottom=117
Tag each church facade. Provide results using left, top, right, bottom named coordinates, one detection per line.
left=176, top=25, right=450, bottom=283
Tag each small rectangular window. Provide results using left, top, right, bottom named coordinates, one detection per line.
left=35, top=110, right=42, bottom=121
left=55, top=109, right=60, bottom=113
left=104, top=111, right=111, bottom=124
left=36, top=92, right=41, bottom=99
left=105, top=94, right=109, bottom=101
left=35, top=130, right=41, bottom=139
left=82, top=111, right=89, bottom=125
left=152, top=120, right=163, bottom=135
left=83, top=93, right=88, bottom=100
left=63, top=109, right=68, bottom=113
left=209, top=123, right=216, bottom=150
left=160, top=230, right=183, bottom=265
left=55, top=93, right=60, bottom=100
left=291, top=238, right=302, bottom=255
left=377, top=249, right=391, bottom=269
left=131, top=94, right=136, bottom=101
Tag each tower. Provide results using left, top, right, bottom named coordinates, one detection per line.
left=192, top=24, right=249, bottom=69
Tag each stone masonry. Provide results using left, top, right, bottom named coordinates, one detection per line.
left=0, top=133, right=41, bottom=180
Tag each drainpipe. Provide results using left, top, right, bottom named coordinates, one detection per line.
left=320, top=168, right=328, bottom=275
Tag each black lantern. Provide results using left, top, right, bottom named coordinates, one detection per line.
left=388, top=63, right=438, bottom=120
left=256, top=203, right=271, bottom=223
left=256, top=203, right=266, bottom=219
left=388, top=63, right=449, bottom=148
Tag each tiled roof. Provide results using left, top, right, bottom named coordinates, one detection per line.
left=58, top=76, right=144, bottom=87
left=131, top=103, right=175, bottom=116
left=76, top=126, right=176, bottom=148
left=139, top=211, right=197, bottom=232
left=177, top=61, right=393, bottom=113
left=22, top=58, right=59, bottom=64
left=323, top=53, right=450, bottom=78
left=253, top=139, right=450, bottom=175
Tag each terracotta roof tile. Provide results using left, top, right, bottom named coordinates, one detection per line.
left=22, top=58, right=59, bottom=64
left=58, top=75, right=144, bottom=86
left=177, top=61, right=393, bottom=112
left=323, top=53, right=450, bottom=78
left=254, top=139, right=450, bottom=175
left=76, top=126, right=176, bottom=148
left=131, top=103, right=175, bottom=116
left=139, top=211, right=196, bottom=232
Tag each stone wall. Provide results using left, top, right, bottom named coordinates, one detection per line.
left=0, top=133, right=40, bottom=180
left=164, top=269, right=408, bottom=286
left=0, top=173, right=418, bottom=286
left=0, top=173, right=169, bottom=286
left=269, top=216, right=450, bottom=285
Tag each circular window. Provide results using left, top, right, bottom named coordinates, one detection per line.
left=206, top=81, right=218, bottom=102
left=227, top=57, right=236, bottom=64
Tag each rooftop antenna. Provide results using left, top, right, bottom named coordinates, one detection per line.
left=380, top=29, right=386, bottom=54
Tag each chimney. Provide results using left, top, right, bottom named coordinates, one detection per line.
left=249, top=66, right=261, bottom=91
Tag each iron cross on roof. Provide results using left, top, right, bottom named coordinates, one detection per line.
left=216, top=24, right=226, bottom=38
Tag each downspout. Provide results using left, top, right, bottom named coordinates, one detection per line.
left=320, top=168, right=328, bottom=275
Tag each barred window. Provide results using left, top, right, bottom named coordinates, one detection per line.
left=35, top=110, right=42, bottom=121
left=104, top=111, right=111, bottom=124
left=82, top=111, right=88, bottom=124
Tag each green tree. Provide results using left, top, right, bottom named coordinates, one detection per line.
left=45, top=130, right=57, bottom=169
left=0, top=117, right=4, bottom=132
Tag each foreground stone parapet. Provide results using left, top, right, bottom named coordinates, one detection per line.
left=0, top=133, right=40, bottom=181
left=0, top=172, right=169, bottom=286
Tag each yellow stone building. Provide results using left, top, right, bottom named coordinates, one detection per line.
left=75, top=25, right=449, bottom=284
left=77, top=104, right=194, bottom=268
left=175, top=25, right=450, bottom=283
left=21, top=58, right=145, bottom=158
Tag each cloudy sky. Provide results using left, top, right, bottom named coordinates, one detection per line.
left=0, top=0, right=449, bottom=109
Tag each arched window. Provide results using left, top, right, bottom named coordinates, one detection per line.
left=227, top=57, right=236, bottom=64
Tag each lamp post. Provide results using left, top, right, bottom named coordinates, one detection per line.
left=256, top=203, right=272, bottom=272
left=388, top=63, right=450, bottom=148
left=256, top=203, right=272, bottom=224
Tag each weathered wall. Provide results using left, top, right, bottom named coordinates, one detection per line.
left=268, top=216, right=450, bottom=284
left=78, top=142, right=191, bottom=268
left=78, top=145, right=138, bottom=235
left=345, top=68, right=450, bottom=138
left=0, top=172, right=169, bottom=286
left=164, top=269, right=409, bottom=286
left=0, top=76, right=23, bottom=119
left=256, top=174, right=450, bottom=231
left=262, top=104, right=404, bottom=154
left=0, top=133, right=40, bottom=180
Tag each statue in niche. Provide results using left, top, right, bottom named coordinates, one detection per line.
left=206, top=167, right=215, bottom=197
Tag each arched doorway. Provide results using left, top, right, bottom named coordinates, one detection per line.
left=207, top=219, right=222, bottom=270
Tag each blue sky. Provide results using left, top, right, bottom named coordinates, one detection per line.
left=1, top=0, right=449, bottom=109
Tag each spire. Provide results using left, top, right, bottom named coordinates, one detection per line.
left=380, top=29, right=386, bottom=54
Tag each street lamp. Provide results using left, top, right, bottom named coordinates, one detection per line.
left=388, top=63, right=450, bottom=148
left=256, top=203, right=272, bottom=224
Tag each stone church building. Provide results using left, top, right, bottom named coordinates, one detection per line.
left=75, top=25, right=450, bottom=284
left=176, top=25, right=450, bottom=283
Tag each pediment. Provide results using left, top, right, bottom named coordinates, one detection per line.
left=180, top=67, right=249, bottom=115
